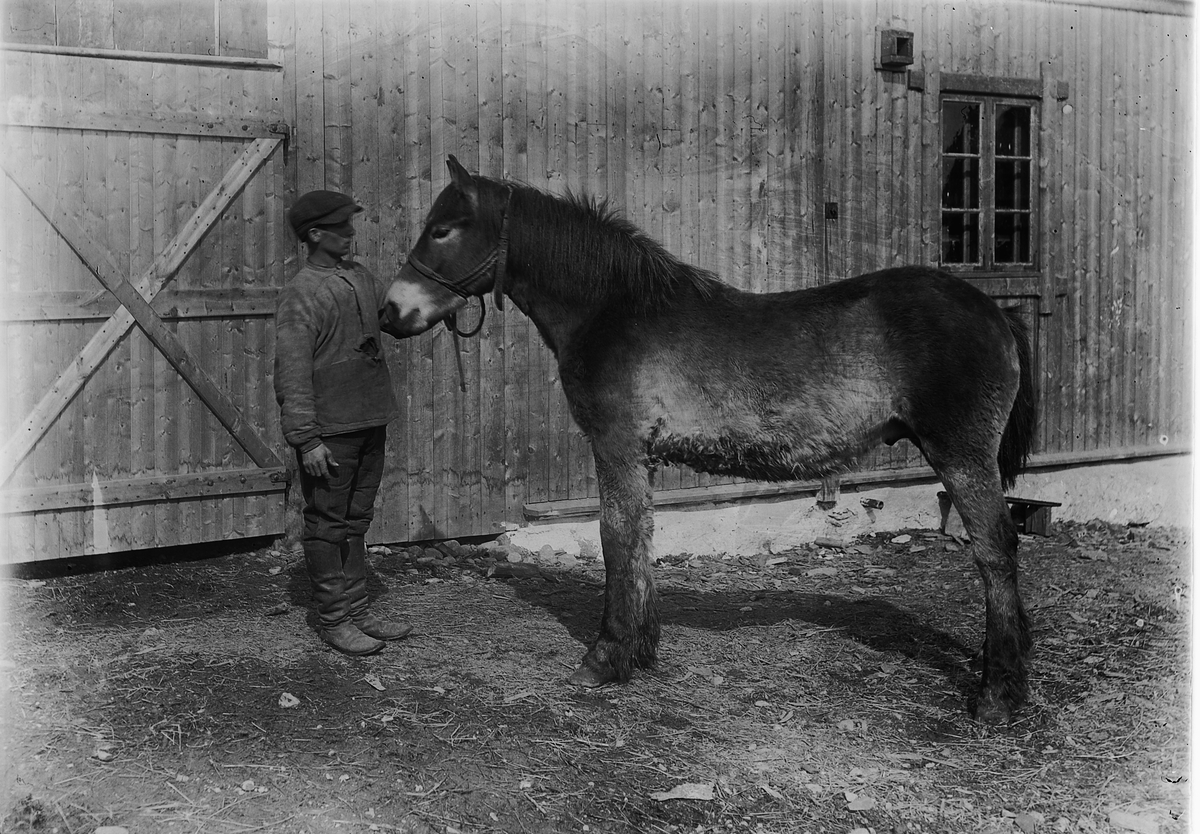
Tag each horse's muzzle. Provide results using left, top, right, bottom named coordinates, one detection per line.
left=381, top=262, right=470, bottom=337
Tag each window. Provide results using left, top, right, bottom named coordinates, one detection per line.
left=941, top=96, right=1038, bottom=270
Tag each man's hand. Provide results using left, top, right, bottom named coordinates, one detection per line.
left=301, top=443, right=339, bottom=479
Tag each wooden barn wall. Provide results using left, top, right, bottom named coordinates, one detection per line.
left=831, top=0, right=1193, bottom=462
left=277, top=0, right=1191, bottom=544
left=280, top=0, right=827, bottom=543
left=1, top=13, right=290, bottom=560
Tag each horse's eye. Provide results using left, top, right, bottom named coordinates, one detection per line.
left=430, top=227, right=451, bottom=241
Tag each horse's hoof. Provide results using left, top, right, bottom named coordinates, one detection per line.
left=973, top=694, right=1013, bottom=725
left=568, top=663, right=616, bottom=688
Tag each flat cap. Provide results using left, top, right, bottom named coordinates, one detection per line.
left=287, top=190, right=363, bottom=240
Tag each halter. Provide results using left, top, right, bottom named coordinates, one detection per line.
left=403, top=184, right=513, bottom=338
left=403, top=185, right=513, bottom=390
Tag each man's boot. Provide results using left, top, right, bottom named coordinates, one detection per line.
left=344, top=536, right=412, bottom=641
left=304, top=540, right=385, bottom=656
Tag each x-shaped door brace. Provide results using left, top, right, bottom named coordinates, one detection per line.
left=2, top=135, right=285, bottom=488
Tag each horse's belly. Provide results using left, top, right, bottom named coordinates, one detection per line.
left=628, top=347, right=897, bottom=480
left=643, top=400, right=892, bottom=482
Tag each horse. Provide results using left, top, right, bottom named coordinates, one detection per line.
left=384, top=155, right=1038, bottom=724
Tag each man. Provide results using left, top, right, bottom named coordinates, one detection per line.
left=274, top=190, right=412, bottom=656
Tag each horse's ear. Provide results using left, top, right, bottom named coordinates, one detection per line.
left=447, top=156, right=474, bottom=193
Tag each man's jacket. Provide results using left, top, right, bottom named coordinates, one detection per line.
left=274, top=260, right=398, bottom=451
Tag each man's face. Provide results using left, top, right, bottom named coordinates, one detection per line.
left=309, top=220, right=356, bottom=261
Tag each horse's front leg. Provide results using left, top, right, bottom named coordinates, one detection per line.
left=569, top=451, right=659, bottom=688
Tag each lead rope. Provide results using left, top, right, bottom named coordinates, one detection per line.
left=445, top=297, right=487, bottom=392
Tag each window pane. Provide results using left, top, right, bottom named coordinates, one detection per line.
left=943, top=101, right=980, bottom=155
left=996, top=105, right=1031, bottom=156
left=943, top=158, right=979, bottom=209
left=996, top=160, right=1030, bottom=210
left=995, top=213, right=1031, bottom=263
left=942, top=212, right=980, bottom=264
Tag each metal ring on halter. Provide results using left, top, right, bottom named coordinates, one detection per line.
left=445, top=296, right=487, bottom=338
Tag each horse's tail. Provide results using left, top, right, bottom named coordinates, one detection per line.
left=998, top=308, right=1037, bottom=492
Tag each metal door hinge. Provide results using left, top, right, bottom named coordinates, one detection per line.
left=267, top=122, right=292, bottom=164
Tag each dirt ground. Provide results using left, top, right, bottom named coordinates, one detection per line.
left=0, top=518, right=1190, bottom=834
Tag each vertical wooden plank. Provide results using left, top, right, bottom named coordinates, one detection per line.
left=748, top=0, right=769, bottom=289
left=1129, top=15, right=1151, bottom=449
left=1096, top=8, right=1117, bottom=452
left=294, top=0, right=325, bottom=195
left=612, top=0, right=633, bottom=218
left=523, top=1, right=552, bottom=506
left=177, top=69, right=205, bottom=543
left=1145, top=18, right=1166, bottom=448
left=404, top=0, right=435, bottom=538
left=641, top=0, right=659, bottom=232
left=585, top=0, right=608, bottom=198
left=177, top=0, right=216, bottom=55
left=473, top=0, right=507, bottom=528
left=76, top=52, right=108, bottom=517
left=696, top=2, right=718, bottom=274
left=804, top=1, right=825, bottom=287
left=220, top=0, right=269, bottom=59
left=1113, top=8, right=1135, bottom=450
left=1073, top=7, right=1097, bottom=453
left=455, top=0, right=484, bottom=529
left=1057, top=5, right=1080, bottom=455
left=429, top=0, right=457, bottom=532
left=542, top=1, right=572, bottom=509
left=3, top=0, right=55, bottom=45
left=1152, top=17, right=1172, bottom=444
left=501, top=1, right=532, bottom=521
left=30, top=79, right=63, bottom=523
left=758, top=0, right=777, bottom=290
left=652, top=1, right=685, bottom=493
left=195, top=69, right=222, bottom=542
left=2, top=59, right=31, bottom=457
left=713, top=2, right=733, bottom=283
left=560, top=2, right=589, bottom=501
left=1162, top=17, right=1189, bottom=445
left=658, top=0, right=680, bottom=259
left=323, top=1, right=353, bottom=192
left=563, top=0, right=585, bottom=199
left=108, top=73, right=135, bottom=535
left=678, top=0, right=700, bottom=269
left=57, top=0, right=117, bottom=49
left=822, top=0, right=846, bottom=282
left=370, top=0, right=404, bottom=544
left=349, top=0, right=398, bottom=538
left=268, top=0, right=298, bottom=324
left=150, top=80, right=178, bottom=542
left=772, top=0, right=794, bottom=290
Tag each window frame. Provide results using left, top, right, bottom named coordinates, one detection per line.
left=938, top=86, right=1041, bottom=276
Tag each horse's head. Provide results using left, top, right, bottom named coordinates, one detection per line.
left=385, top=156, right=511, bottom=337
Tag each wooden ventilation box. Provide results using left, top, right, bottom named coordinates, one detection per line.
left=1006, top=497, right=1062, bottom=537
left=879, top=29, right=914, bottom=70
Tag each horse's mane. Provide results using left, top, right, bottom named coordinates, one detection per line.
left=478, top=176, right=723, bottom=313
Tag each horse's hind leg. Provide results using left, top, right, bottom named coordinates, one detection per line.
left=937, top=459, right=1032, bottom=723
left=568, top=449, right=660, bottom=688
